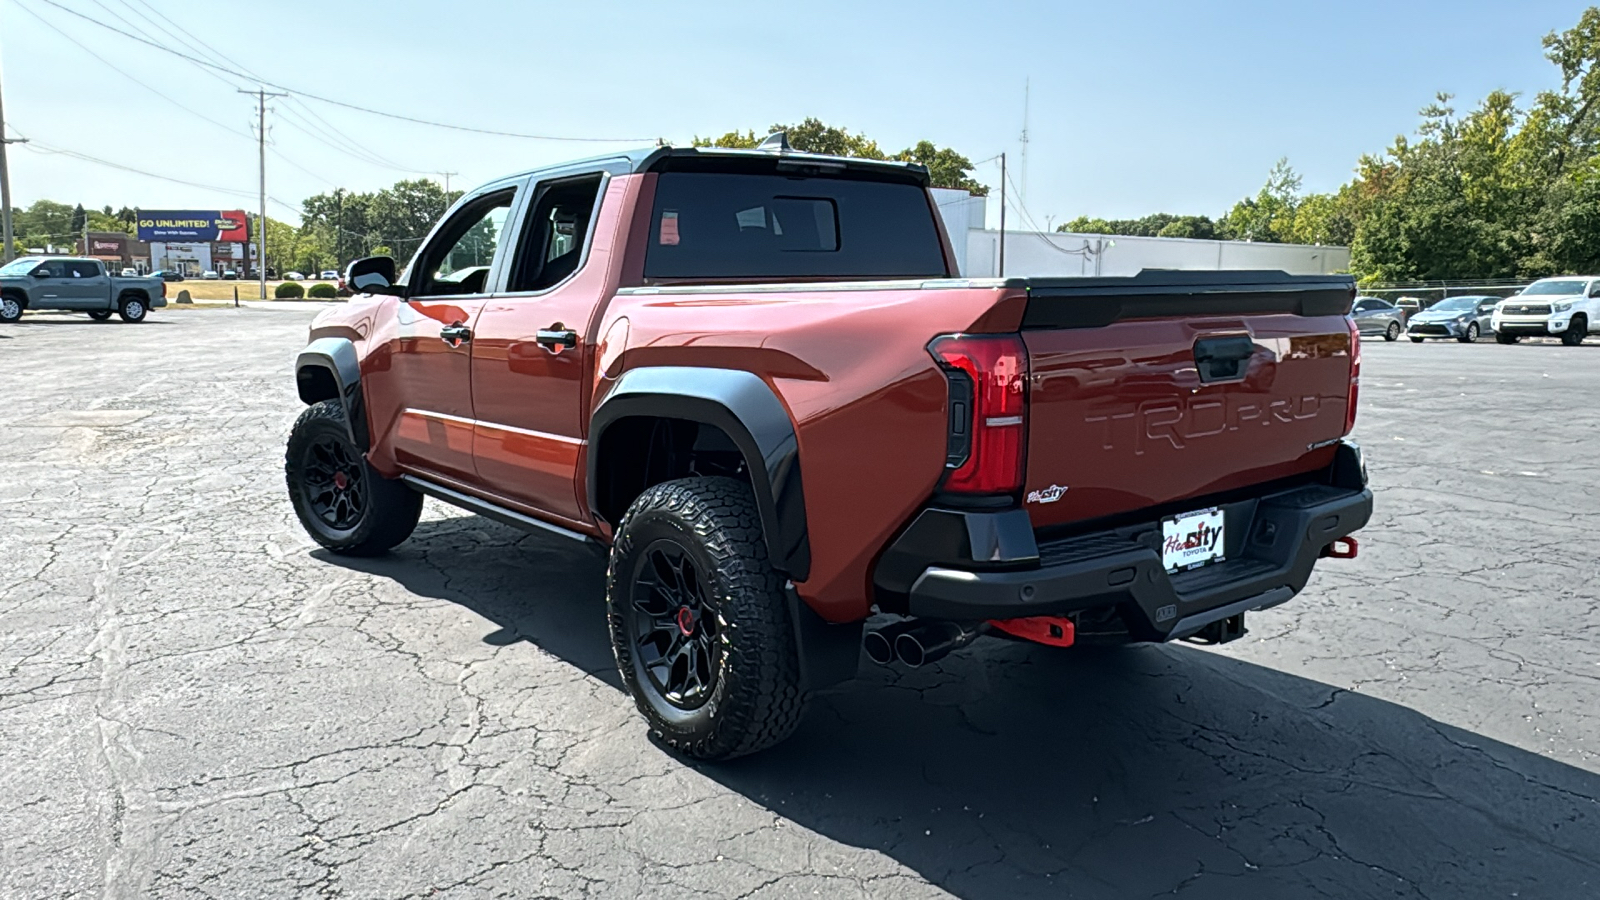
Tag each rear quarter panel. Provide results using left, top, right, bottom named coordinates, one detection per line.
left=601, top=284, right=1024, bottom=623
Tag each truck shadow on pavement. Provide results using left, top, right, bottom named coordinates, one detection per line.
left=324, top=515, right=1600, bottom=899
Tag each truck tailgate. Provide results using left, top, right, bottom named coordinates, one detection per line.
left=1019, top=272, right=1356, bottom=529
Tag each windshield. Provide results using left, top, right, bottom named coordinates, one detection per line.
left=0, top=257, right=42, bottom=277
left=1432, top=297, right=1479, bottom=311
left=1522, top=279, right=1588, bottom=296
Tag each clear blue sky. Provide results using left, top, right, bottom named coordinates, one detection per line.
left=0, top=0, right=1591, bottom=229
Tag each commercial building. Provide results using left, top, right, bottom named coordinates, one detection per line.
left=931, top=189, right=1351, bottom=278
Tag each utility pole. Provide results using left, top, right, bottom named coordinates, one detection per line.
left=438, top=171, right=458, bottom=194
left=998, top=152, right=1007, bottom=278
left=240, top=88, right=286, bottom=299
left=0, top=57, right=26, bottom=264
left=1020, top=77, right=1030, bottom=207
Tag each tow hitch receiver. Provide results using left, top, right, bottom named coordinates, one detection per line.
left=1322, top=536, right=1360, bottom=560
left=988, top=615, right=1076, bottom=648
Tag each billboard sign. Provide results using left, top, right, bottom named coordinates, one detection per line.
left=136, top=210, right=250, bottom=242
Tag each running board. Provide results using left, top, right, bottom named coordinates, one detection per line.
left=400, top=475, right=595, bottom=545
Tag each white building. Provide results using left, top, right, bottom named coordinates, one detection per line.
left=931, top=189, right=1351, bottom=278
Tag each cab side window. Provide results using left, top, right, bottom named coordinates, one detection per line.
left=34, top=260, right=67, bottom=278
left=507, top=174, right=604, bottom=293
left=1589, top=283, right=1600, bottom=298
left=70, top=262, right=101, bottom=278
left=411, top=189, right=516, bottom=298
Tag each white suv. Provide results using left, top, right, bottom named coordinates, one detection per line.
left=1492, top=276, right=1600, bottom=345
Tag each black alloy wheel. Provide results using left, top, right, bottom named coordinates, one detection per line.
left=300, top=434, right=368, bottom=532
left=629, top=540, right=721, bottom=709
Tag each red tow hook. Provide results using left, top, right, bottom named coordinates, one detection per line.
left=1323, top=536, right=1359, bottom=560
left=988, top=615, right=1076, bottom=647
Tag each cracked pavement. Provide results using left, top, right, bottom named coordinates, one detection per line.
left=1, top=309, right=1597, bottom=899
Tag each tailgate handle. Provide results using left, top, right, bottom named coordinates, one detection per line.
left=1193, top=336, right=1256, bottom=383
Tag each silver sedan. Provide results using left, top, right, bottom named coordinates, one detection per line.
left=1406, top=295, right=1500, bottom=343
left=1353, top=296, right=1406, bottom=341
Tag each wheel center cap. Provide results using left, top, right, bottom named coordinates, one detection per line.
left=333, top=471, right=349, bottom=490
left=676, top=606, right=696, bottom=636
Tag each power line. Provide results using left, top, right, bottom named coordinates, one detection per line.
left=24, top=0, right=655, bottom=143
left=22, top=141, right=256, bottom=198
left=11, top=0, right=253, bottom=141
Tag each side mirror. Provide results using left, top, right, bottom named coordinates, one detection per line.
left=345, top=256, right=400, bottom=295
left=30, top=268, right=49, bottom=278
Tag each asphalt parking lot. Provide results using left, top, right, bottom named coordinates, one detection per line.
left=2, top=309, right=1597, bottom=899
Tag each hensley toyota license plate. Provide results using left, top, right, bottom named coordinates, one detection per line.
left=1162, top=507, right=1226, bottom=573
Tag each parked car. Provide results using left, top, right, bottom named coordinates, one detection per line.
left=319, top=269, right=339, bottom=280
left=284, top=272, right=305, bottom=282
left=201, top=270, right=221, bottom=280
left=1491, top=276, right=1600, bottom=345
left=1406, top=295, right=1501, bottom=343
left=152, top=270, right=184, bottom=282
left=119, top=267, right=138, bottom=277
left=1394, top=296, right=1423, bottom=321
left=222, top=270, right=239, bottom=280
left=285, top=142, right=1371, bottom=759
left=1352, top=296, right=1406, bottom=341
left=0, top=256, right=167, bottom=323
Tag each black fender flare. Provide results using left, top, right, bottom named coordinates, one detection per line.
left=588, top=366, right=810, bottom=582
left=295, top=337, right=369, bottom=449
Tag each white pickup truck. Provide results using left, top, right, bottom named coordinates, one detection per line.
left=1491, top=276, right=1600, bottom=345
left=0, top=256, right=167, bottom=323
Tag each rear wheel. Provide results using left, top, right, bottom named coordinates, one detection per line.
left=285, top=400, right=422, bottom=555
left=1496, top=332, right=1519, bottom=345
left=1459, top=322, right=1479, bottom=343
left=1384, top=321, right=1401, bottom=342
left=1562, top=316, right=1587, bottom=346
left=117, top=295, right=148, bottom=323
left=607, top=476, right=805, bottom=760
left=88, top=310, right=113, bottom=321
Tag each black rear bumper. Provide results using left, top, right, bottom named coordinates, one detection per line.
left=872, top=442, right=1372, bottom=643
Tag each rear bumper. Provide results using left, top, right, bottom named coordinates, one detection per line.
left=872, top=442, right=1372, bottom=643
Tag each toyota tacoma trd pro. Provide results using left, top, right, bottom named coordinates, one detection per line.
left=285, top=140, right=1372, bottom=759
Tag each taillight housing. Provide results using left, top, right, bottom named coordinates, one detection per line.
left=1345, top=315, right=1361, bottom=434
left=928, top=334, right=1028, bottom=496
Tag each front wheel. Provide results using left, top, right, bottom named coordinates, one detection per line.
left=607, top=476, right=805, bottom=760
left=1562, top=316, right=1587, bottom=346
left=285, top=400, right=422, bottom=555
left=0, top=295, right=21, bottom=323
left=88, top=310, right=113, bottom=321
left=1459, top=323, right=1479, bottom=343
left=1409, top=336, right=1425, bottom=343
left=118, top=296, right=148, bottom=323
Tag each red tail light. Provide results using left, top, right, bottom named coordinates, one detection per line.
left=929, top=334, right=1028, bottom=495
left=1345, top=315, right=1361, bottom=434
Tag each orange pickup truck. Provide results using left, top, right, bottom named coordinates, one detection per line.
left=286, top=139, right=1371, bottom=758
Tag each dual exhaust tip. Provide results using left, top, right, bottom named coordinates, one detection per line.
left=863, top=619, right=982, bottom=668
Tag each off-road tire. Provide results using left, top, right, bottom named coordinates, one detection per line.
left=285, top=400, right=422, bottom=556
left=1409, top=336, right=1425, bottom=343
left=117, top=295, right=148, bottom=323
left=88, top=310, right=113, bottom=321
left=1562, top=316, right=1587, bottom=346
left=607, top=476, right=805, bottom=760
left=1459, top=323, right=1479, bottom=343
left=1384, top=321, right=1401, bottom=342
left=0, top=294, right=22, bottom=323
left=1496, top=332, right=1519, bottom=345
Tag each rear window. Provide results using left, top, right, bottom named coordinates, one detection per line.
left=643, top=172, right=947, bottom=281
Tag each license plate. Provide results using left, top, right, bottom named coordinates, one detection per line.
left=1162, top=507, right=1226, bottom=573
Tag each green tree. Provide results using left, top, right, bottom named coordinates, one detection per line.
left=1219, top=158, right=1302, bottom=242
left=70, top=204, right=87, bottom=238
left=695, top=119, right=988, bottom=194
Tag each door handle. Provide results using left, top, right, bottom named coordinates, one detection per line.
left=440, top=324, right=472, bottom=347
left=536, top=328, right=578, bottom=350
